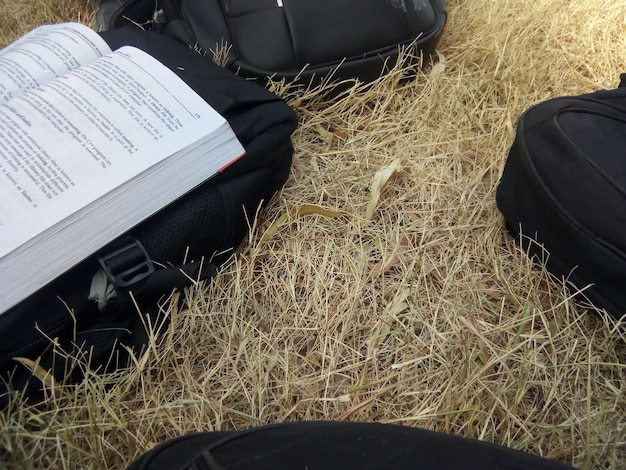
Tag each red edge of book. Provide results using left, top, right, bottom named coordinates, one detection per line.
left=217, top=151, right=246, bottom=173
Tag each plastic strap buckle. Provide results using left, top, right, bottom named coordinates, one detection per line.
left=98, top=238, right=155, bottom=288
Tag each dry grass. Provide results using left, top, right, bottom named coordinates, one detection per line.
left=1, top=0, right=626, bottom=469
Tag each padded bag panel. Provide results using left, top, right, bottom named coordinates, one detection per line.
left=220, top=0, right=432, bottom=68
left=280, top=0, right=438, bottom=65
left=496, top=79, right=626, bottom=319
left=214, top=0, right=295, bottom=71
left=0, top=28, right=297, bottom=405
left=126, top=421, right=576, bottom=469
left=181, top=0, right=447, bottom=84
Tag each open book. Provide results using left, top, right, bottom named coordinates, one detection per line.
left=0, top=23, right=245, bottom=314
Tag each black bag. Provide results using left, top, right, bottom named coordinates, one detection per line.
left=0, top=28, right=297, bottom=405
left=125, top=421, right=577, bottom=469
left=96, top=0, right=447, bottom=88
left=496, top=76, right=626, bottom=320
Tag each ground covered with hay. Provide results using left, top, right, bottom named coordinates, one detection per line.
left=1, top=0, right=625, bottom=469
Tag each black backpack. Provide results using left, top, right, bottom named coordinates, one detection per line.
left=496, top=76, right=626, bottom=320
left=0, top=27, right=298, bottom=406
left=95, top=0, right=447, bottom=89
left=125, top=421, right=577, bottom=470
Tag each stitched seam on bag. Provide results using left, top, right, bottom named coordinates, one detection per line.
left=555, top=107, right=626, bottom=197
left=516, top=113, right=625, bottom=259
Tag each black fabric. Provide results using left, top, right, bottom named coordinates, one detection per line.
left=0, top=28, right=297, bottom=406
left=125, top=421, right=577, bottom=469
left=186, top=0, right=447, bottom=87
left=96, top=0, right=447, bottom=89
left=496, top=78, right=626, bottom=319
left=96, top=0, right=159, bottom=29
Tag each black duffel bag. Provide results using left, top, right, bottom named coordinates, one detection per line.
left=96, top=0, right=447, bottom=88
left=496, top=76, right=626, bottom=320
left=0, top=27, right=298, bottom=406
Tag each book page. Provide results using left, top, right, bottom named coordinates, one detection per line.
left=0, top=22, right=111, bottom=105
left=0, top=45, right=230, bottom=258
